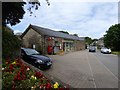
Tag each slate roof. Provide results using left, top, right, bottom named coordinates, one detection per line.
left=23, top=24, right=85, bottom=41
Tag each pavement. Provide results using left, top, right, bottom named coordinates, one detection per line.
left=44, top=50, right=118, bottom=88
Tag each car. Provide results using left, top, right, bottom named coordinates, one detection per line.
left=21, top=48, right=52, bottom=69
left=89, top=46, right=96, bottom=52
left=101, top=47, right=111, bottom=54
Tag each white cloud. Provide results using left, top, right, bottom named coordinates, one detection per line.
left=13, top=30, right=22, bottom=34
left=9, top=1, right=118, bottom=39
left=51, top=0, right=119, bottom=2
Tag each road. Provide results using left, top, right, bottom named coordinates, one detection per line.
left=44, top=50, right=118, bottom=88
left=94, top=51, right=118, bottom=78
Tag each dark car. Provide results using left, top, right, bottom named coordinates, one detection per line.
left=21, top=48, right=52, bottom=69
left=89, top=46, right=96, bottom=52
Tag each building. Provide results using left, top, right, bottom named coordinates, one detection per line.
left=97, top=37, right=104, bottom=48
left=21, top=24, right=85, bottom=55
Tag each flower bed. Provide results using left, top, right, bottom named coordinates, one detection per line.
left=2, top=58, right=69, bottom=90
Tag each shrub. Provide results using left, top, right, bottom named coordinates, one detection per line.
left=2, top=30, right=21, bottom=59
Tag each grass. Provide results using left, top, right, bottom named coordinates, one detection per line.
left=111, top=51, right=120, bottom=55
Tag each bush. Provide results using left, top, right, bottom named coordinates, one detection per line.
left=2, top=30, right=21, bottom=59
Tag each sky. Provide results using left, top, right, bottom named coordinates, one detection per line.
left=8, top=0, right=119, bottom=39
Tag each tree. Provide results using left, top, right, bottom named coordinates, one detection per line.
left=2, top=2, right=26, bottom=26
left=85, top=37, right=93, bottom=45
left=104, top=24, right=120, bottom=51
left=92, top=39, right=98, bottom=42
left=2, top=1, right=41, bottom=26
left=2, top=0, right=49, bottom=26
left=2, top=1, right=49, bottom=58
left=92, top=39, right=98, bottom=46
left=59, top=31, right=69, bottom=34
left=73, top=34, right=78, bottom=36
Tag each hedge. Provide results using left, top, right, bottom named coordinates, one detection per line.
left=2, top=30, right=21, bottom=59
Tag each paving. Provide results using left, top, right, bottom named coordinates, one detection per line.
left=44, top=50, right=118, bottom=88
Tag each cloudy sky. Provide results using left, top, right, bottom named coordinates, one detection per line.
left=8, top=0, right=119, bottom=39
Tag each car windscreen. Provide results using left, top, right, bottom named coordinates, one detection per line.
left=102, top=47, right=108, bottom=49
left=24, top=49, right=39, bottom=55
left=90, top=46, right=95, bottom=49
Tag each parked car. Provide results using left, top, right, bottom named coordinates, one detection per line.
left=89, top=46, right=96, bottom=52
left=21, top=48, right=52, bottom=69
left=101, top=47, right=111, bottom=54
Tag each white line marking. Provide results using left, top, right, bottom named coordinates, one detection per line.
left=93, top=55, right=118, bottom=80
left=86, top=53, right=97, bottom=88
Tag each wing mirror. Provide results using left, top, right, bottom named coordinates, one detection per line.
left=21, top=52, right=25, bottom=56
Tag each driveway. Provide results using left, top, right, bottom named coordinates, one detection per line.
left=44, top=50, right=118, bottom=88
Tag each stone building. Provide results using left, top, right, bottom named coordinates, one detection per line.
left=97, top=37, right=104, bottom=49
left=21, top=24, right=85, bottom=55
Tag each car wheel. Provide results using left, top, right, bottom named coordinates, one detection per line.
left=35, top=64, right=41, bottom=69
left=38, top=66, right=41, bottom=69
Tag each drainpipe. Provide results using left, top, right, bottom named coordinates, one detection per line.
left=43, top=36, right=46, bottom=55
left=65, top=42, right=66, bottom=53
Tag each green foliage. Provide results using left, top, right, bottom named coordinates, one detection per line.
left=92, top=39, right=98, bottom=46
left=59, top=31, right=69, bottom=34
left=2, top=1, right=50, bottom=59
left=2, top=1, right=50, bottom=26
left=111, top=51, right=120, bottom=55
left=2, top=30, right=21, bottom=59
left=2, top=2, right=26, bottom=26
left=73, top=34, right=78, bottom=36
left=85, top=37, right=93, bottom=45
left=92, top=39, right=98, bottom=42
left=104, top=24, right=120, bottom=51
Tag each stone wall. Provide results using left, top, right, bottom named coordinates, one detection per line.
left=75, top=40, right=85, bottom=51
left=22, top=28, right=44, bottom=54
left=22, top=28, right=85, bottom=55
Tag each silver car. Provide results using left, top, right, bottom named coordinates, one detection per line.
left=101, top=47, right=111, bottom=54
left=89, top=46, right=96, bottom=52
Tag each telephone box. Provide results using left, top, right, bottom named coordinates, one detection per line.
left=47, top=46, right=53, bottom=54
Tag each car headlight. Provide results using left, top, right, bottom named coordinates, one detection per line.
left=36, top=60, right=43, bottom=63
left=109, top=49, right=111, bottom=52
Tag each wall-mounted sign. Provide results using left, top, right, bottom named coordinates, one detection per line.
left=33, top=45, right=35, bottom=49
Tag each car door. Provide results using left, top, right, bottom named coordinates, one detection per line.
left=21, top=49, right=31, bottom=63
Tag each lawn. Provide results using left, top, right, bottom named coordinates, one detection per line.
left=111, top=51, right=120, bottom=55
